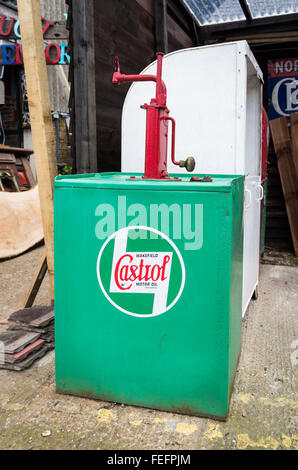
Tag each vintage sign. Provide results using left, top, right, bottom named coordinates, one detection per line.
left=268, top=58, right=298, bottom=119
left=0, top=14, right=53, bottom=38
left=0, top=14, right=69, bottom=65
left=0, top=43, right=70, bottom=65
left=97, top=226, right=185, bottom=318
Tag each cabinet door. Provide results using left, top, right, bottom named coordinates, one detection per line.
left=242, top=175, right=262, bottom=316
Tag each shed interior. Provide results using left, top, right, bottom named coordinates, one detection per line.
left=67, top=0, right=298, bottom=252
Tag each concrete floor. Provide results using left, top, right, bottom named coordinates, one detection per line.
left=0, top=246, right=297, bottom=450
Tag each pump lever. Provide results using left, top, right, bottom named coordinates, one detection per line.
left=161, top=116, right=195, bottom=173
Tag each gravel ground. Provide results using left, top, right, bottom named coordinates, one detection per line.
left=0, top=246, right=297, bottom=450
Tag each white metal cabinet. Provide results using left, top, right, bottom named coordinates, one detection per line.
left=243, top=176, right=262, bottom=314
left=121, top=41, right=263, bottom=317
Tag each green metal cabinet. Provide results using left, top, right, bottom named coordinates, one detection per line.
left=54, top=173, right=244, bottom=420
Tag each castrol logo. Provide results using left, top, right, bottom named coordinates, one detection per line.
left=96, top=226, right=185, bottom=317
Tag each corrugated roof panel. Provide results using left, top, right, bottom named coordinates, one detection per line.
left=182, top=0, right=245, bottom=25
left=247, top=0, right=298, bottom=18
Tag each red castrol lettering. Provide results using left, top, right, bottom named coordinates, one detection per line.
left=114, top=254, right=171, bottom=291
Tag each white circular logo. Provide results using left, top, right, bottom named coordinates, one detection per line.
left=96, top=226, right=185, bottom=318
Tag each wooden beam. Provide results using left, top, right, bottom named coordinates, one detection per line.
left=289, top=113, right=298, bottom=182
left=136, top=0, right=155, bottom=16
left=155, top=0, right=168, bottom=53
left=17, top=0, right=57, bottom=299
left=72, top=0, right=97, bottom=173
left=270, top=117, right=298, bottom=257
left=0, top=19, right=69, bottom=40
left=23, top=249, right=47, bottom=308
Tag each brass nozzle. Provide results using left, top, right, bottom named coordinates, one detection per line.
left=179, top=157, right=196, bottom=172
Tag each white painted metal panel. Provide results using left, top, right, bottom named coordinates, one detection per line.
left=242, top=176, right=262, bottom=315
left=122, top=41, right=263, bottom=177
left=121, top=41, right=263, bottom=317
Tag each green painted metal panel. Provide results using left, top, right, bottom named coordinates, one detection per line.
left=54, top=173, right=244, bottom=419
left=55, top=172, right=240, bottom=192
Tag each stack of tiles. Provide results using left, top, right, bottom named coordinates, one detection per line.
left=0, top=306, right=54, bottom=371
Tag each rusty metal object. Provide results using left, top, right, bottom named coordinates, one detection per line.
left=190, top=176, right=213, bottom=183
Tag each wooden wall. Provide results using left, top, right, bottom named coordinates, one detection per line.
left=94, top=0, right=193, bottom=172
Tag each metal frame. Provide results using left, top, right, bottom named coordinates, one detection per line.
left=239, top=0, right=252, bottom=23
left=176, top=1, right=298, bottom=43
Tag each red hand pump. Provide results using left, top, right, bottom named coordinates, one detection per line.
left=112, top=53, right=195, bottom=179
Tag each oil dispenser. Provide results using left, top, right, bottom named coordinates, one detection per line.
left=122, top=43, right=264, bottom=318
left=112, top=53, right=195, bottom=180
left=54, top=52, right=245, bottom=419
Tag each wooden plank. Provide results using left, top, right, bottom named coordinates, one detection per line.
left=167, top=13, right=193, bottom=50
left=136, top=0, right=154, bottom=16
left=94, top=27, right=155, bottom=66
left=93, top=3, right=155, bottom=57
left=44, top=21, right=69, bottom=40
left=0, top=16, right=69, bottom=40
left=72, top=0, right=97, bottom=173
left=270, top=117, right=298, bottom=257
left=0, top=145, right=33, bottom=155
left=17, top=0, right=57, bottom=299
left=289, top=113, right=298, bottom=181
left=94, top=0, right=155, bottom=45
left=23, top=250, right=47, bottom=308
